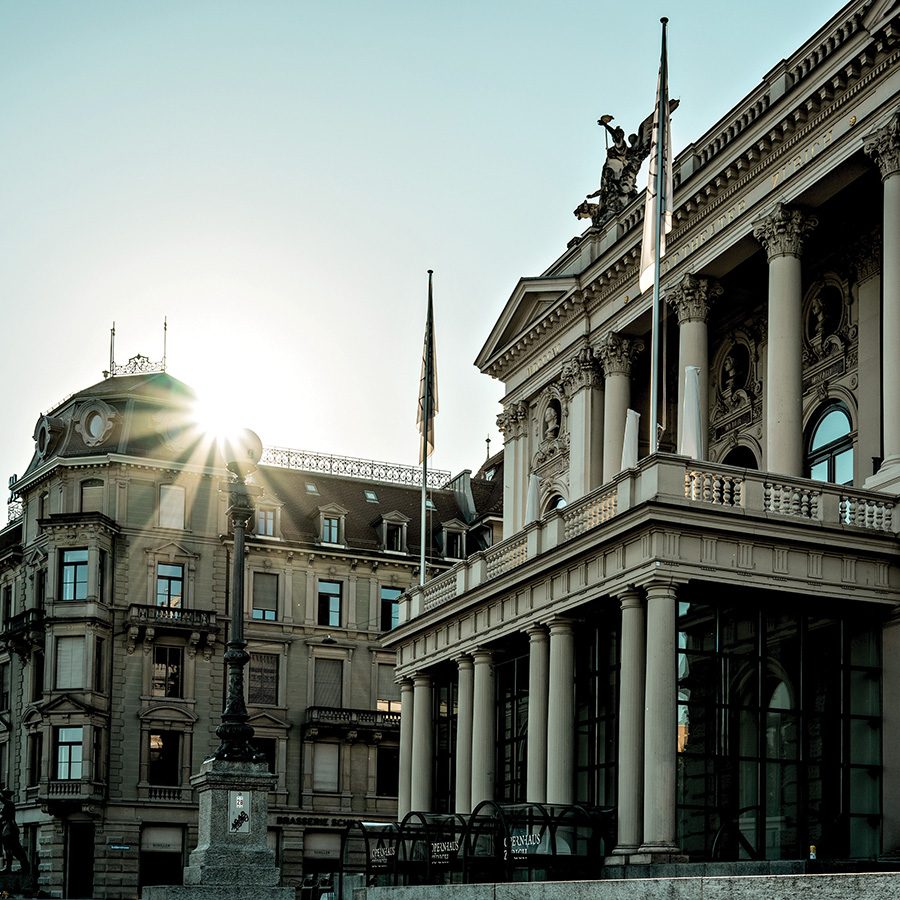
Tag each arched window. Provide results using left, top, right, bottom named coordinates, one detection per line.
left=806, top=403, right=853, bottom=485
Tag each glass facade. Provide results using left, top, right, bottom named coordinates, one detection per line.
left=677, top=595, right=882, bottom=860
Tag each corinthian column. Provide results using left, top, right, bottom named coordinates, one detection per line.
left=410, top=674, right=433, bottom=812
left=597, top=333, right=645, bottom=483
left=752, top=203, right=818, bottom=476
left=666, top=274, right=722, bottom=458
left=865, top=112, right=900, bottom=482
left=562, top=348, right=604, bottom=500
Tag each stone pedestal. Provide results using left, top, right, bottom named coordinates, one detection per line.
left=143, top=758, right=293, bottom=900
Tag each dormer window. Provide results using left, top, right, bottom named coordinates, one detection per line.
left=441, top=519, right=467, bottom=561
left=316, top=503, right=347, bottom=547
left=376, top=512, right=409, bottom=554
left=256, top=508, right=275, bottom=536
left=364, top=490, right=379, bottom=503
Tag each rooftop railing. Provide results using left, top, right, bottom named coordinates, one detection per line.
left=405, top=453, right=898, bottom=618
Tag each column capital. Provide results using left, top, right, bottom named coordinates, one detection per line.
left=398, top=677, right=415, bottom=690
left=641, top=578, right=682, bottom=602
left=471, top=648, right=494, bottom=665
left=616, top=587, right=644, bottom=611
left=752, top=202, right=818, bottom=261
left=547, top=617, right=576, bottom=637
left=664, top=273, right=723, bottom=325
left=561, top=346, right=602, bottom=395
left=596, top=332, right=645, bottom=378
left=526, top=623, right=549, bottom=641
left=412, top=673, right=432, bottom=688
left=496, top=400, right=528, bottom=440
left=864, top=109, right=900, bottom=181
left=455, top=654, right=474, bottom=671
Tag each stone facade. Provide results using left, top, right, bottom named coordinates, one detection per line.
left=388, top=0, right=900, bottom=872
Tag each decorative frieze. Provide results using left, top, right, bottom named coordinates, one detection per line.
left=863, top=107, right=900, bottom=181
left=752, top=202, right=818, bottom=261
left=595, top=332, right=645, bottom=378
left=664, top=273, right=723, bottom=325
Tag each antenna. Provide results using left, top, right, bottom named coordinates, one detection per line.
left=485, top=433, right=491, bottom=460
left=162, top=317, right=168, bottom=372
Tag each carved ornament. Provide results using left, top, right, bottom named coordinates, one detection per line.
left=752, top=203, right=818, bottom=261
left=863, top=108, right=900, bottom=181
left=595, top=332, right=645, bottom=378
left=496, top=401, right=529, bottom=440
left=665, top=274, right=724, bottom=325
left=560, top=347, right=602, bottom=395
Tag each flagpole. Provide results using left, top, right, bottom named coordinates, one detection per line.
left=649, top=17, right=668, bottom=455
left=419, top=270, right=434, bottom=587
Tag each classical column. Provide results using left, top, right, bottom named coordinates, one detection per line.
left=666, top=274, right=723, bottom=458
left=597, top=333, right=645, bottom=483
left=614, top=588, right=645, bottom=855
left=410, top=674, right=433, bottom=812
left=526, top=625, right=549, bottom=803
left=546, top=619, right=575, bottom=805
left=562, top=347, right=604, bottom=501
left=471, top=649, right=495, bottom=807
left=865, top=112, right=900, bottom=480
left=397, top=678, right=414, bottom=818
left=752, top=203, right=818, bottom=476
left=497, top=402, right=529, bottom=538
left=454, top=656, right=474, bottom=814
left=640, top=581, right=679, bottom=855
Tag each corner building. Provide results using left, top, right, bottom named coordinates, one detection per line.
left=0, top=368, right=495, bottom=897
left=389, top=0, right=900, bottom=866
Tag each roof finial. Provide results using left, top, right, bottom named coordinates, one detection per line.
left=162, top=317, right=168, bottom=372
left=104, top=321, right=116, bottom=378
left=486, top=433, right=491, bottom=460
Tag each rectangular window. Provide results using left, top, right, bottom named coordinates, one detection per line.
left=312, top=743, right=339, bottom=792
left=148, top=731, right=181, bottom=786
left=55, top=726, right=83, bottom=780
left=28, top=733, right=42, bottom=786
left=317, top=581, right=342, bottom=628
left=60, top=549, right=89, bottom=601
left=380, top=587, right=402, bottom=632
left=152, top=646, right=184, bottom=698
left=36, top=569, right=46, bottom=609
left=313, top=658, right=343, bottom=708
left=248, top=653, right=279, bottom=705
left=253, top=737, right=277, bottom=774
left=94, top=637, right=105, bottom=694
left=0, top=663, right=8, bottom=711
left=80, top=479, right=103, bottom=513
left=322, top=516, right=340, bottom=544
left=252, top=573, right=278, bottom=621
left=386, top=523, right=403, bottom=552
left=158, top=485, right=185, bottom=529
left=55, top=636, right=84, bottom=690
left=376, top=746, right=400, bottom=797
left=256, top=508, right=275, bottom=536
left=156, top=563, right=184, bottom=608
left=376, top=663, right=400, bottom=713
left=1, top=585, right=11, bottom=626
left=445, top=531, right=464, bottom=559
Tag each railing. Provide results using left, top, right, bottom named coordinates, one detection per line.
left=261, top=446, right=451, bottom=490
left=403, top=454, right=899, bottom=617
left=148, top=786, right=186, bottom=801
left=306, top=707, right=401, bottom=729
left=128, top=604, right=216, bottom=629
left=1, top=607, right=44, bottom=638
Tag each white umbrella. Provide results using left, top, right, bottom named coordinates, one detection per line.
left=620, top=409, right=641, bottom=472
left=679, top=365, right=703, bottom=459
left=524, top=473, right=541, bottom=524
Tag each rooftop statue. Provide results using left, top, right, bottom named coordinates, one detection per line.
left=575, top=101, right=679, bottom=229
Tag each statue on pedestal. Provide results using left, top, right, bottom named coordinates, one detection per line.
left=0, top=790, right=29, bottom=874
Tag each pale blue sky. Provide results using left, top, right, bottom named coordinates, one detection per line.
left=0, top=0, right=846, bottom=489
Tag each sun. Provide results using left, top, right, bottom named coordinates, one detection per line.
left=192, top=393, right=242, bottom=446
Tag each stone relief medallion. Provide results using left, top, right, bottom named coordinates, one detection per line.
left=74, top=400, right=117, bottom=448
left=532, top=383, right=570, bottom=470
left=710, top=328, right=762, bottom=453
left=800, top=275, right=857, bottom=397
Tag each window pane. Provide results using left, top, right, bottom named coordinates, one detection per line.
left=152, top=647, right=183, bottom=698
left=376, top=746, right=400, bottom=796
left=312, top=743, right=339, bottom=792
left=314, top=658, right=342, bottom=707
left=148, top=731, right=181, bottom=785
left=159, top=485, right=185, bottom=529
left=56, top=637, right=84, bottom=689
left=809, top=459, right=829, bottom=482
left=317, top=581, right=342, bottom=627
left=248, top=653, right=279, bottom=705
left=834, top=448, right=853, bottom=485
left=811, top=409, right=850, bottom=451
left=156, top=564, right=184, bottom=608
left=252, top=573, right=278, bottom=620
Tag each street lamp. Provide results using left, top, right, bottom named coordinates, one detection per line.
left=213, top=427, right=265, bottom=763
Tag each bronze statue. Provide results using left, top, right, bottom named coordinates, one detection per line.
left=575, top=101, right=680, bottom=228
left=0, top=789, right=29, bottom=874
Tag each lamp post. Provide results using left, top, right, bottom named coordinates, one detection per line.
left=214, top=427, right=264, bottom=763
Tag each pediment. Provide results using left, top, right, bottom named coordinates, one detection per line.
left=40, top=693, right=97, bottom=717
left=145, top=541, right=199, bottom=561
left=475, top=276, right=577, bottom=373
left=248, top=711, right=292, bottom=730
left=317, top=503, right=349, bottom=517
left=864, top=0, right=900, bottom=30
left=378, top=510, right=410, bottom=526
left=440, top=518, right=467, bottom=531
left=24, top=547, right=48, bottom=568
left=138, top=703, right=199, bottom=724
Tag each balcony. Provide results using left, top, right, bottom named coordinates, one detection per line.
left=38, top=779, right=106, bottom=814
left=304, top=706, right=401, bottom=741
left=401, top=453, right=900, bottom=621
left=126, top=604, right=219, bottom=659
left=0, top=608, right=45, bottom=658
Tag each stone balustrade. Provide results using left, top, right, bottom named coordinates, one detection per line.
left=403, top=454, right=898, bottom=620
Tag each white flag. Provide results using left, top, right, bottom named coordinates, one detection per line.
left=639, top=20, right=673, bottom=294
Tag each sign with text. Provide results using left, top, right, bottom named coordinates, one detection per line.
left=228, top=791, right=251, bottom=834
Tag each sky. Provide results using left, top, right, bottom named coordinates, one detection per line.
left=0, top=0, right=848, bottom=497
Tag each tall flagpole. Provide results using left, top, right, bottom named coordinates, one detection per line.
left=419, top=270, right=435, bottom=587
left=649, top=17, right=668, bottom=455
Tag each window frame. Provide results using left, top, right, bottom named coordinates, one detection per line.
left=158, top=484, right=186, bottom=530
left=60, top=549, right=89, bottom=602
left=55, top=726, right=84, bottom=781
left=805, top=401, right=854, bottom=486
left=151, top=645, right=184, bottom=699
left=317, top=580, right=343, bottom=628
left=247, top=651, right=281, bottom=706
left=379, top=586, right=402, bottom=632
left=155, top=562, right=185, bottom=608
left=251, top=571, right=279, bottom=622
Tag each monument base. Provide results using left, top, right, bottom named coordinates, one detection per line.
left=143, top=757, right=294, bottom=900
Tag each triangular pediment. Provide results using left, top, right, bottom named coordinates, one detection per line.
left=40, top=693, right=97, bottom=716
left=317, top=503, right=348, bottom=517
left=144, top=541, right=199, bottom=561
left=248, top=711, right=292, bottom=730
left=24, top=547, right=48, bottom=568
left=864, top=0, right=899, bottom=31
left=475, top=276, right=577, bottom=373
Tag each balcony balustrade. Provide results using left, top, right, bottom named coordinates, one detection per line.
left=0, top=608, right=45, bottom=658
left=303, top=706, right=401, bottom=741
left=126, top=603, right=219, bottom=658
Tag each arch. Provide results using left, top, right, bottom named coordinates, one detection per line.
left=804, top=400, right=854, bottom=485
left=721, top=445, right=759, bottom=470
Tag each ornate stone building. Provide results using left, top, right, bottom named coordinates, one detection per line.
left=0, top=367, right=493, bottom=897
left=390, top=0, right=900, bottom=869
